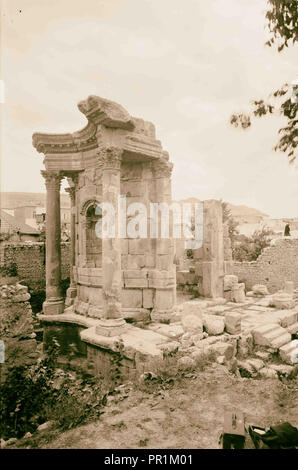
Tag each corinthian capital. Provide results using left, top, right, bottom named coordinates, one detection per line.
left=151, top=159, right=173, bottom=178
left=65, top=186, right=76, bottom=204
left=41, top=170, right=63, bottom=190
left=97, top=146, right=123, bottom=170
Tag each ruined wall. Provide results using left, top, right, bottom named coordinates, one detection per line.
left=0, top=243, right=70, bottom=290
left=234, top=238, right=298, bottom=293
left=0, top=283, right=38, bottom=382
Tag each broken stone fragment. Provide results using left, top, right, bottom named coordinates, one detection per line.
left=12, top=293, right=31, bottom=303
left=231, top=283, right=246, bottom=303
left=246, top=358, right=264, bottom=371
left=181, top=314, right=203, bottom=335
left=224, top=275, right=238, bottom=291
left=259, top=367, right=277, bottom=379
left=269, top=292, right=295, bottom=310
left=211, top=341, right=234, bottom=360
left=203, top=315, right=225, bottom=336
left=252, top=284, right=269, bottom=296
left=279, top=340, right=298, bottom=365
left=225, top=312, right=241, bottom=335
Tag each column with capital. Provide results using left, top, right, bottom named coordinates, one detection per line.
left=65, top=175, right=78, bottom=306
left=95, top=147, right=127, bottom=336
left=150, top=158, right=176, bottom=320
left=41, top=170, right=64, bottom=315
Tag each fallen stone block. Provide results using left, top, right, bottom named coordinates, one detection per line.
left=252, top=284, right=269, bottom=296
left=252, top=324, right=291, bottom=349
left=211, top=341, right=234, bottom=360
left=259, top=367, right=277, bottom=379
left=13, top=293, right=31, bottom=303
left=279, top=310, right=298, bottom=328
left=287, top=322, right=298, bottom=335
left=270, top=292, right=295, bottom=310
left=269, top=363, right=294, bottom=375
left=237, top=360, right=255, bottom=377
left=155, top=324, right=184, bottom=340
left=246, top=358, right=264, bottom=371
left=181, top=314, right=203, bottom=335
left=237, top=333, right=253, bottom=357
left=225, top=312, right=241, bottom=335
left=255, top=351, right=271, bottom=360
left=231, top=283, right=246, bottom=303
left=279, top=340, right=298, bottom=365
left=203, top=315, right=225, bottom=336
left=224, top=275, right=238, bottom=291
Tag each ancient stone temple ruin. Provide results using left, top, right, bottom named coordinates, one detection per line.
left=33, top=96, right=179, bottom=374
left=31, top=96, right=298, bottom=377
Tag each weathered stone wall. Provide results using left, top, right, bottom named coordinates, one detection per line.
left=0, top=242, right=70, bottom=290
left=0, top=283, right=38, bottom=382
left=233, top=238, right=298, bottom=293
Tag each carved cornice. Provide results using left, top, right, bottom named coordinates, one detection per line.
left=32, top=122, right=97, bottom=154
left=151, top=159, right=173, bottom=178
left=77, top=95, right=135, bottom=131
left=41, top=170, right=63, bottom=190
left=97, top=147, right=123, bottom=171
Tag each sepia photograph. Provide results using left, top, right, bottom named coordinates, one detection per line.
left=0, top=0, right=297, bottom=456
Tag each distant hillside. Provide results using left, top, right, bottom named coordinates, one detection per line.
left=175, top=198, right=268, bottom=225
left=1, top=192, right=70, bottom=209
left=1, top=193, right=268, bottom=225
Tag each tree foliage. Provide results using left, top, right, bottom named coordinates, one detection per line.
left=230, top=0, right=298, bottom=162
left=221, top=201, right=239, bottom=247
left=233, top=227, right=274, bottom=262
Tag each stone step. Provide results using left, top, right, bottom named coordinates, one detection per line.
left=252, top=323, right=291, bottom=349
left=287, top=322, right=298, bottom=335
left=279, top=340, right=298, bottom=365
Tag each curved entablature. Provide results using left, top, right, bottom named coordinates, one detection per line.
left=32, top=95, right=166, bottom=163
left=32, top=121, right=97, bottom=154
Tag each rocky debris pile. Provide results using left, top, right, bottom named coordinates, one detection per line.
left=146, top=286, right=298, bottom=379
left=0, top=282, right=38, bottom=380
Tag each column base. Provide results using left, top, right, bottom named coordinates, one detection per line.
left=43, top=299, right=65, bottom=315
left=95, top=318, right=128, bottom=337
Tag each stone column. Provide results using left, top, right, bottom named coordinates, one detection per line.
left=151, top=158, right=176, bottom=321
left=41, top=170, right=64, bottom=315
left=65, top=175, right=78, bottom=306
left=95, top=147, right=127, bottom=336
left=201, top=200, right=224, bottom=298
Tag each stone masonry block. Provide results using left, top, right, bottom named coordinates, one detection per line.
left=252, top=323, right=291, bottom=349
left=142, top=289, right=154, bottom=309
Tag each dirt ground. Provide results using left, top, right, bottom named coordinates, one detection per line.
left=13, top=364, right=298, bottom=449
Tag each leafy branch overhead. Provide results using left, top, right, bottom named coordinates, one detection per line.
left=230, top=0, right=298, bottom=162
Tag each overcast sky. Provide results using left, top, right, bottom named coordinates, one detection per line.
left=1, top=0, right=297, bottom=217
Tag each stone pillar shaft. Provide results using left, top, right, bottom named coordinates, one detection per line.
left=41, top=170, right=64, bottom=315
left=101, top=147, right=123, bottom=319
left=65, top=180, right=78, bottom=305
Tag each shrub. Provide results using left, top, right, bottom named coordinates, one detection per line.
left=0, top=262, right=18, bottom=277
left=0, top=340, right=107, bottom=440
